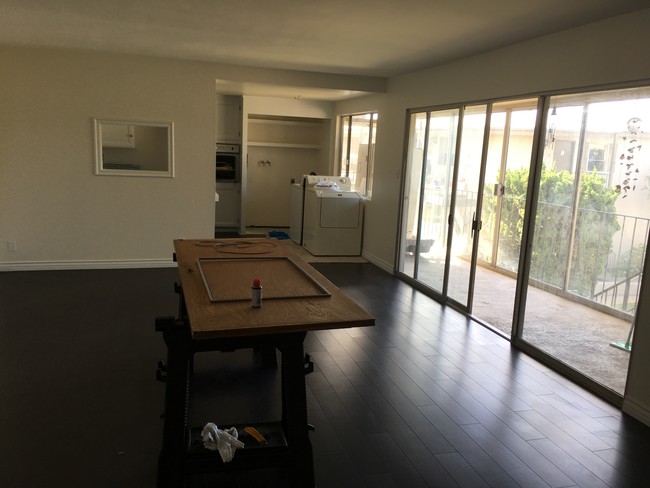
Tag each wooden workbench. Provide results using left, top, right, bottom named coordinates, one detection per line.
left=173, top=238, right=374, bottom=338
left=156, top=238, right=374, bottom=487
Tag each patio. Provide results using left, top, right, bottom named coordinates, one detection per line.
left=457, top=262, right=632, bottom=395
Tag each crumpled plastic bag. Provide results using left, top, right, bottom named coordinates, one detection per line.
left=200, top=422, right=245, bottom=462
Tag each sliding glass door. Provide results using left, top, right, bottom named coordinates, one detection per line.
left=399, top=105, right=488, bottom=310
left=400, top=108, right=459, bottom=295
left=520, top=87, right=650, bottom=394
left=399, top=85, right=650, bottom=398
left=446, top=105, right=488, bottom=307
left=399, top=101, right=536, bottom=317
left=473, top=99, right=538, bottom=335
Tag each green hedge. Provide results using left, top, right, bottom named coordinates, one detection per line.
left=491, top=165, right=619, bottom=296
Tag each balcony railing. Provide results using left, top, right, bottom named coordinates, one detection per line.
left=418, top=190, right=649, bottom=320
left=591, top=211, right=649, bottom=316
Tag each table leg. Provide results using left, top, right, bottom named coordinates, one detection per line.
left=278, top=333, right=314, bottom=488
left=156, top=318, right=192, bottom=488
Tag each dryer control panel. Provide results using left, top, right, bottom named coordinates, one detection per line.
left=305, top=175, right=352, bottom=191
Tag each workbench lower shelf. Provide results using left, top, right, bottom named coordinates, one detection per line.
left=184, top=422, right=292, bottom=475
left=187, top=421, right=287, bottom=453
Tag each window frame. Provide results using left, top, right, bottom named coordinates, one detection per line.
left=337, top=111, right=378, bottom=198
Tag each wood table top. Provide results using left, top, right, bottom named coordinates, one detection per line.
left=173, top=238, right=375, bottom=339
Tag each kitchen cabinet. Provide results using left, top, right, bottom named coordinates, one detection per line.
left=215, top=95, right=241, bottom=143
left=101, top=123, right=135, bottom=148
left=215, top=182, right=240, bottom=228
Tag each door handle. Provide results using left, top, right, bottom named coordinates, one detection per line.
left=471, top=212, right=482, bottom=238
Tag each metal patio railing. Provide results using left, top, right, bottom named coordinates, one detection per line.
left=417, top=191, right=649, bottom=320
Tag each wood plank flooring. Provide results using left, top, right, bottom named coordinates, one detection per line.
left=1, top=263, right=649, bottom=487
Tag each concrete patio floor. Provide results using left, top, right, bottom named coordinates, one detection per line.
left=471, top=263, right=633, bottom=395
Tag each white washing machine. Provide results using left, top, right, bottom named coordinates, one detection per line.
left=302, top=175, right=363, bottom=256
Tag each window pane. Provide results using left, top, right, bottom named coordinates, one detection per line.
left=417, top=108, right=460, bottom=293
left=522, top=86, right=650, bottom=394
left=338, top=112, right=377, bottom=196
left=447, top=105, right=487, bottom=306
left=340, top=117, right=351, bottom=177
left=366, top=114, right=377, bottom=198
left=477, top=110, right=506, bottom=266
left=400, top=112, right=428, bottom=278
left=473, top=98, right=538, bottom=337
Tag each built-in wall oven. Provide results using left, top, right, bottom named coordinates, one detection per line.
left=215, top=143, right=240, bottom=181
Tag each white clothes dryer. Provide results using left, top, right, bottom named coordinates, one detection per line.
left=301, top=176, right=363, bottom=256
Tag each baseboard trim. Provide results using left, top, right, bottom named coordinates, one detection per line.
left=622, top=397, right=650, bottom=427
left=1, top=253, right=392, bottom=273
left=0, top=259, right=176, bottom=271
left=362, top=250, right=394, bottom=274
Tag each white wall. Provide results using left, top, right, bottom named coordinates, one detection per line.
left=1, top=47, right=216, bottom=267
left=243, top=96, right=334, bottom=119
left=337, top=9, right=650, bottom=273
left=0, top=47, right=379, bottom=268
left=335, top=9, right=650, bottom=423
left=625, top=243, right=650, bottom=425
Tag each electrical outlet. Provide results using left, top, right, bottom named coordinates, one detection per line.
left=7, top=241, right=16, bottom=252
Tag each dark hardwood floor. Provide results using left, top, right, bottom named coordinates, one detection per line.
left=1, top=263, right=649, bottom=487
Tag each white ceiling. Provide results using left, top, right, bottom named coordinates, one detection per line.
left=2, top=0, right=648, bottom=100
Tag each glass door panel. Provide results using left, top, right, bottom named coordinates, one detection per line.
left=521, top=87, right=650, bottom=394
left=447, top=105, right=487, bottom=307
left=472, top=99, right=538, bottom=336
left=496, top=108, right=538, bottom=272
left=416, top=109, right=459, bottom=294
left=399, top=112, right=428, bottom=279
left=477, top=110, right=506, bottom=266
